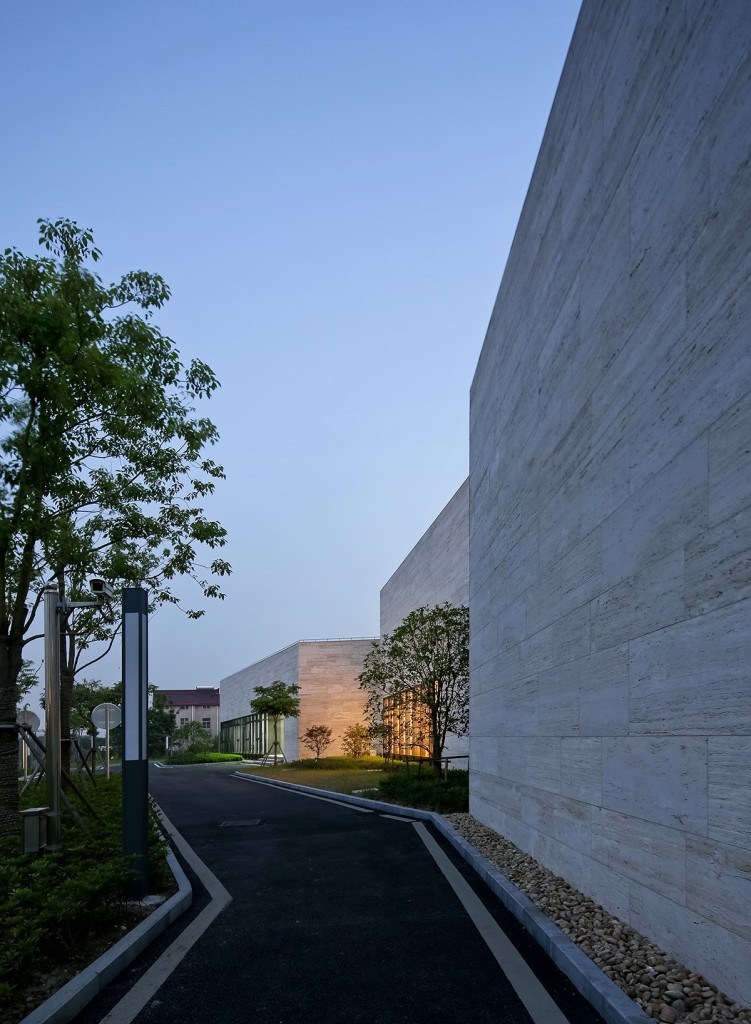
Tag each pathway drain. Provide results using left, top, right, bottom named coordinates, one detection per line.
left=219, top=819, right=261, bottom=827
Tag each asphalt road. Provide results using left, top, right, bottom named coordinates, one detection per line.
left=74, top=763, right=606, bottom=1024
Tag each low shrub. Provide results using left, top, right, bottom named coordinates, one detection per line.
left=1, top=778, right=169, bottom=1006
left=378, top=766, right=469, bottom=813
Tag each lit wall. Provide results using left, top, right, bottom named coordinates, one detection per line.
left=220, top=639, right=375, bottom=758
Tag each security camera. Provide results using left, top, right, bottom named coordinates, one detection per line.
left=89, top=578, right=114, bottom=600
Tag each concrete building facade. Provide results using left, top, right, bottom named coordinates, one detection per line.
left=379, top=481, right=470, bottom=761
left=219, top=639, right=375, bottom=760
left=380, top=479, right=469, bottom=636
left=469, top=1, right=751, bottom=1004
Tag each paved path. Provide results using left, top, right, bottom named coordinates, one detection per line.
left=75, top=763, right=606, bottom=1024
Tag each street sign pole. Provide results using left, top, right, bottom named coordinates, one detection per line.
left=92, top=703, right=120, bottom=778
left=105, top=707, right=111, bottom=779
left=122, top=587, right=149, bottom=898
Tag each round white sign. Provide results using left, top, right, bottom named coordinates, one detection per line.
left=17, top=708, right=40, bottom=731
left=91, top=702, right=121, bottom=730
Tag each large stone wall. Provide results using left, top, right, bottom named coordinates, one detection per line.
left=469, top=0, right=751, bottom=1004
left=297, top=640, right=376, bottom=756
left=380, top=478, right=469, bottom=635
left=380, top=479, right=469, bottom=760
left=220, top=639, right=374, bottom=758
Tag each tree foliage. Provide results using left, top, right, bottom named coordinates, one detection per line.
left=249, top=680, right=300, bottom=764
left=59, top=678, right=174, bottom=758
left=358, top=603, right=469, bottom=768
left=0, top=218, right=230, bottom=835
left=300, top=724, right=333, bottom=761
left=172, top=719, right=214, bottom=755
left=340, top=723, right=371, bottom=760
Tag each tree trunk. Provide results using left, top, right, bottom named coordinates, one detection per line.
left=430, top=711, right=441, bottom=774
left=0, top=638, right=24, bottom=837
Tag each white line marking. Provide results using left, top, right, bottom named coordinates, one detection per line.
left=413, top=822, right=571, bottom=1024
left=97, top=805, right=231, bottom=1024
left=234, top=774, right=373, bottom=813
left=380, top=813, right=418, bottom=822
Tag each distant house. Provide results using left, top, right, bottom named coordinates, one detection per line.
left=159, top=687, right=220, bottom=737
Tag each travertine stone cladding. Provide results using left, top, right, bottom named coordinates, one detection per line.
left=380, top=479, right=468, bottom=635
left=380, top=479, right=469, bottom=761
left=297, top=640, right=377, bottom=756
left=469, top=0, right=751, bottom=1005
left=220, top=639, right=375, bottom=758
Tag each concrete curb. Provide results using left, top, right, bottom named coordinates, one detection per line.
left=20, top=848, right=192, bottom=1024
left=232, top=771, right=650, bottom=1024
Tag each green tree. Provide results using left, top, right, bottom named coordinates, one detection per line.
left=68, top=678, right=120, bottom=738
left=172, top=719, right=213, bottom=756
left=0, top=218, right=230, bottom=836
left=147, top=689, right=176, bottom=757
left=249, top=680, right=300, bottom=765
left=341, top=723, right=371, bottom=760
left=358, top=603, right=469, bottom=770
left=49, top=678, right=172, bottom=762
left=15, top=660, right=38, bottom=704
left=300, top=723, right=333, bottom=762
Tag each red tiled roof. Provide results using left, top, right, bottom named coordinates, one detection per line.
left=159, top=688, right=220, bottom=707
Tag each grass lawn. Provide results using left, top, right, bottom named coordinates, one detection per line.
left=234, top=758, right=469, bottom=812
left=234, top=763, right=384, bottom=796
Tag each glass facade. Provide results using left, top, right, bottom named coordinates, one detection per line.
left=220, top=712, right=270, bottom=757
left=383, top=688, right=431, bottom=760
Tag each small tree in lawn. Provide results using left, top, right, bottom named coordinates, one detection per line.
left=301, top=724, right=333, bottom=763
left=250, top=680, right=300, bottom=764
left=358, top=603, right=469, bottom=771
left=341, top=723, right=371, bottom=760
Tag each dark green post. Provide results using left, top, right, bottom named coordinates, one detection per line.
left=122, top=587, right=149, bottom=898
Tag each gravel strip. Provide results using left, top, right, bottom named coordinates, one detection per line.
left=443, top=813, right=750, bottom=1024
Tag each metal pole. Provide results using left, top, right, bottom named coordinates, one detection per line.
left=43, top=585, right=62, bottom=850
left=105, top=709, right=111, bottom=779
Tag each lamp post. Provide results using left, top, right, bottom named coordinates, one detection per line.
left=122, top=587, right=149, bottom=899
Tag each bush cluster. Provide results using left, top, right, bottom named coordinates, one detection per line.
left=166, top=752, right=242, bottom=765
left=378, top=766, right=469, bottom=813
left=0, top=778, right=169, bottom=1005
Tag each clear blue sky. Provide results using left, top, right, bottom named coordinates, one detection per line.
left=1, top=1, right=581, bottom=701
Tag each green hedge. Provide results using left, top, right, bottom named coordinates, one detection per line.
left=166, top=752, right=243, bottom=765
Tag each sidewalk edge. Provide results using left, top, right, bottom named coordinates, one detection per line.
left=20, top=848, right=192, bottom=1024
